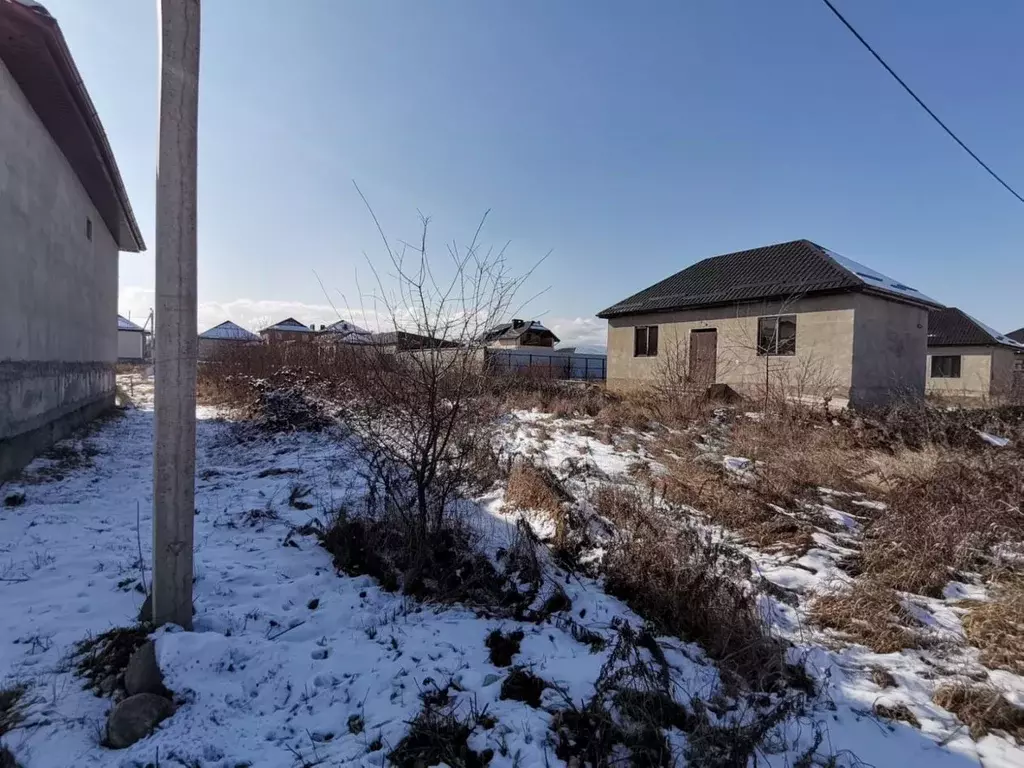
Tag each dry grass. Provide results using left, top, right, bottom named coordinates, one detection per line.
left=504, top=461, right=567, bottom=515
left=873, top=702, right=920, bottom=729
left=809, top=579, right=931, bottom=654
left=604, top=521, right=788, bottom=691
left=962, top=579, right=1024, bottom=676
left=0, top=684, right=27, bottom=738
left=861, top=453, right=1024, bottom=597
left=933, top=682, right=1024, bottom=740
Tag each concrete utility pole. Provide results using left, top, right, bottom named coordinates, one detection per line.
left=153, top=0, right=200, bottom=629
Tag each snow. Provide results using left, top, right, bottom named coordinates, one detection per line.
left=823, top=248, right=941, bottom=306
left=199, top=321, right=260, bottom=341
left=3, top=387, right=1024, bottom=767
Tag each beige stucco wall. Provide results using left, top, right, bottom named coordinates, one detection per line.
left=605, top=294, right=857, bottom=402
left=926, top=345, right=1022, bottom=402
left=849, top=294, right=929, bottom=406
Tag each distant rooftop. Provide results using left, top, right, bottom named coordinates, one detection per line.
left=117, top=315, right=144, bottom=332
left=199, top=321, right=260, bottom=341
left=928, top=308, right=1024, bottom=349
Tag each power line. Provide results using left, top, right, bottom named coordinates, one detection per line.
left=819, top=0, right=1024, bottom=206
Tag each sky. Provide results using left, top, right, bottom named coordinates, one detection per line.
left=45, top=0, right=1024, bottom=348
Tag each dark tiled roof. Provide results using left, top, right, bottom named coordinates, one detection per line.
left=0, top=1, right=144, bottom=251
left=1008, top=328, right=1024, bottom=344
left=480, top=320, right=559, bottom=344
left=597, top=239, right=939, bottom=319
left=928, top=308, right=1024, bottom=349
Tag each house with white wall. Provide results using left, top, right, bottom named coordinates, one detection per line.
left=0, top=1, right=144, bottom=479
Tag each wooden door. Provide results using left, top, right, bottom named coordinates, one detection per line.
left=689, top=329, right=718, bottom=388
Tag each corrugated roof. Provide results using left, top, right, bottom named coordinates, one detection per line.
left=480, top=320, right=560, bottom=344
left=117, top=314, right=143, bottom=332
left=928, top=308, right=1024, bottom=349
left=0, top=0, right=144, bottom=251
left=260, top=318, right=314, bottom=333
left=199, top=321, right=260, bottom=341
left=597, top=239, right=941, bottom=319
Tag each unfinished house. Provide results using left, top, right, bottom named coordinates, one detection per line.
left=480, top=320, right=559, bottom=349
left=597, top=240, right=942, bottom=408
left=1, top=1, right=145, bottom=479
left=926, top=308, right=1024, bottom=403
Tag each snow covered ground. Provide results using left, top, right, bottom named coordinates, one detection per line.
left=0, top=381, right=1022, bottom=766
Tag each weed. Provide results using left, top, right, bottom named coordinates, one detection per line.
left=2, top=494, right=25, bottom=509
left=347, top=714, right=364, bottom=735
left=388, top=701, right=493, bottom=768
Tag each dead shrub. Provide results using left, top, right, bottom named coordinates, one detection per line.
left=933, top=682, right=1024, bottom=741
left=854, top=400, right=1024, bottom=453
left=962, top=579, right=1024, bottom=676
left=871, top=667, right=896, bottom=689
left=320, top=509, right=547, bottom=619
left=810, top=579, right=930, bottom=654
left=604, top=522, right=787, bottom=690
left=862, top=452, right=1024, bottom=596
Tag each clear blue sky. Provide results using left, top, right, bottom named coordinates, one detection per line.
left=46, top=0, right=1024, bottom=347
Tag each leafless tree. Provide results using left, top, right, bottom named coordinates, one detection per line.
left=342, top=193, right=546, bottom=538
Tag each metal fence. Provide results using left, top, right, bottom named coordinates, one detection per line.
left=485, top=349, right=607, bottom=381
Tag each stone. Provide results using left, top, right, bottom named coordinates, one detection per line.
left=97, top=674, right=118, bottom=697
left=482, top=673, right=501, bottom=687
left=106, top=693, right=174, bottom=749
left=124, top=641, right=164, bottom=697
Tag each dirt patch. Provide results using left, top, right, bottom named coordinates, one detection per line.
left=504, top=461, right=571, bottom=514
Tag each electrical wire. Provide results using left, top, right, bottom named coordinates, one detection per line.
left=819, top=0, right=1024, bottom=206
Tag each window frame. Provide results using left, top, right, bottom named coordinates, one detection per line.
left=633, top=325, right=659, bottom=358
left=930, top=355, right=962, bottom=379
left=756, top=314, right=797, bottom=357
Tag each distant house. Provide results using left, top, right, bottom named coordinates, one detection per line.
left=198, top=321, right=260, bottom=360
left=597, top=240, right=942, bottom=408
left=1, top=1, right=145, bottom=479
left=117, top=315, right=148, bottom=362
left=374, top=331, right=461, bottom=353
left=1008, top=327, right=1024, bottom=345
left=480, top=320, right=559, bottom=349
left=926, top=308, right=1024, bottom=402
left=259, top=318, right=315, bottom=343
left=317, top=320, right=373, bottom=346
